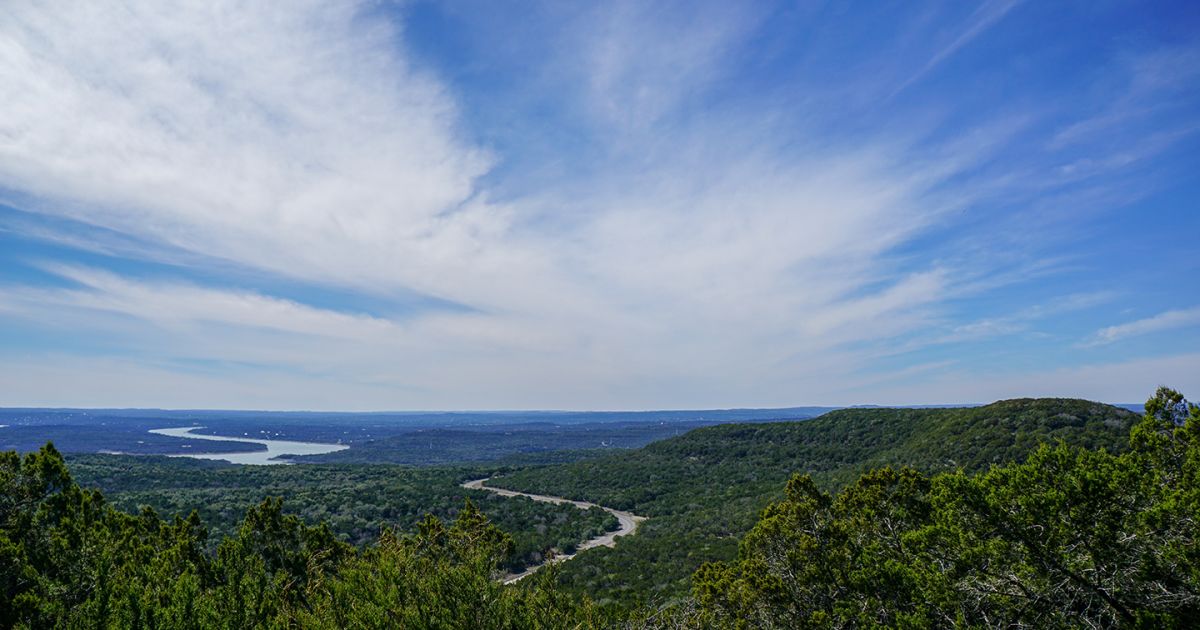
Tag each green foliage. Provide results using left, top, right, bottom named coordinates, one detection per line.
left=0, top=445, right=603, bottom=628
left=692, top=388, right=1200, bottom=628
left=1, top=443, right=219, bottom=628
left=496, top=398, right=1136, bottom=607
left=67, top=455, right=616, bottom=574
left=2, top=392, right=1193, bottom=628
left=296, top=510, right=608, bottom=628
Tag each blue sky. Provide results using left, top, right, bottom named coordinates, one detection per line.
left=0, top=0, right=1197, bottom=409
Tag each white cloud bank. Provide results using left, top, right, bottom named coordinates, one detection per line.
left=0, top=0, right=516, bottom=301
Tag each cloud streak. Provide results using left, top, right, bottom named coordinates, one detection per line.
left=1089, top=307, right=1200, bottom=347
left=889, top=0, right=1025, bottom=98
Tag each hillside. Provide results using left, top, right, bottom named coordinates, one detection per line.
left=5, top=391, right=1198, bottom=627
left=66, top=454, right=617, bottom=574
left=492, top=398, right=1138, bottom=606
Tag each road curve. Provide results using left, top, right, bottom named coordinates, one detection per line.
left=461, top=477, right=647, bottom=584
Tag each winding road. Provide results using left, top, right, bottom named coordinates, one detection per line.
left=461, top=478, right=647, bottom=584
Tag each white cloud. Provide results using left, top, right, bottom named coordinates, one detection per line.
left=0, top=2, right=1189, bottom=409
left=16, top=265, right=402, bottom=342
left=1089, top=306, right=1200, bottom=346
left=911, top=291, right=1118, bottom=347
left=889, top=0, right=1025, bottom=98
left=574, top=0, right=763, bottom=131
left=0, top=0, right=507, bottom=302
left=1049, top=45, right=1200, bottom=150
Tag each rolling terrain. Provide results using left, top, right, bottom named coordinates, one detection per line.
left=67, top=454, right=617, bottom=575
left=491, top=398, right=1139, bottom=606
left=9, top=395, right=1192, bottom=628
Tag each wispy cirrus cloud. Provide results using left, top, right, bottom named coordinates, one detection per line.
left=575, top=0, right=764, bottom=131
left=0, top=1, right=1195, bottom=408
left=930, top=292, right=1117, bottom=345
left=889, top=0, right=1026, bottom=98
left=1050, top=45, right=1200, bottom=150
left=1087, top=307, right=1200, bottom=347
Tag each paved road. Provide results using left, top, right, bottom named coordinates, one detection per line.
left=461, top=477, right=647, bottom=584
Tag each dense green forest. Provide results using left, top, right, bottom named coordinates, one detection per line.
left=494, top=398, right=1139, bottom=607
left=2, top=390, right=1197, bottom=627
left=66, top=455, right=616, bottom=574
left=687, top=389, right=1200, bottom=628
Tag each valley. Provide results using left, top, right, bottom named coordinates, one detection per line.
left=4, top=391, right=1196, bottom=627
left=461, top=477, right=647, bottom=583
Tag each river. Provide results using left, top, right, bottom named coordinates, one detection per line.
left=461, top=477, right=647, bottom=583
left=148, top=426, right=349, bottom=465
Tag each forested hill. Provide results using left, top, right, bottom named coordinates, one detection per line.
left=492, top=398, right=1139, bottom=606
left=497, top=398, right=1138, bottom=514
left=4, top=392, right=1197, bottom=627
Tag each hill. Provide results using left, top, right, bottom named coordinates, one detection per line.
left=5, top=391, right=1197, bottom=627
left=489, top=398, right=1138, bottom=606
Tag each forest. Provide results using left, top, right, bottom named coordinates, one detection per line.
left=66, top=455, right=616, bottom=574
left=494, top=398, right=1141, bottom=607
left=1, top=388, right=1197, bottom=628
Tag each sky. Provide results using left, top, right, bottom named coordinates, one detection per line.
left=0, top=0, right=1197, bottom=410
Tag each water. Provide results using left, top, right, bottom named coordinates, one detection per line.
left=148, top=426, right=348, bottom=465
